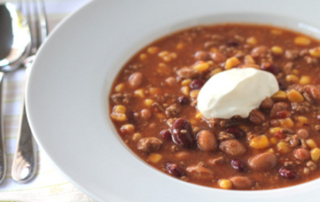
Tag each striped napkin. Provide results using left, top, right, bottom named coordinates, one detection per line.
left=0, top=1, right=96, bottom=201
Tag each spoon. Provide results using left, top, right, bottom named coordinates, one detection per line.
left=0, top=2, right=31, bottom=184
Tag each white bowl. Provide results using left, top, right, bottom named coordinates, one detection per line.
left=27, top=0, right=320, bottom=201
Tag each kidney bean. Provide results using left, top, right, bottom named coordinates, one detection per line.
left=278, top=168, right=297, bottom=179
left=277, top=79, right=287, bottom=91
left=210, top=52, right=226, bottom=63
left=231, top=159, right=247, bottom=172
left=190, top=79, right=205, bottom=90
left=137, top=137, right=163, bottom=153
left=178, top=96, right=189, bottom=105
left=171, top=118, right=196, bottom=148
left=219, top=139, right=246, bottom=156
left=225, top=127, right=246, bottom=138
left=194, top=51, right=210, bottom=60
left=261, top=62, right=281, bottom=75
left=141, top=108, right=151, bottom=120
left=229, top=176, right=252, bottom=189
left=185, top=166, right=214, bottom=181
left=226, top=40, right=239, bottom=47
left=159, top=130, right=172, bottom=142
left=128, top=72, right=143, bottom=88
left=248, top=152, right=277, bottom=171
left=297, top=129, right=309, bottom=139
left=294, top=148, right=311, bottom=161
left=197, top=130, right=217, bottom=151
left=166, top=163, right=184, bottom=177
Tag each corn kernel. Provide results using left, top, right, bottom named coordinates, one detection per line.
left=156, top=113, right=166, bottom=119
left=190, top=90, right=200, bottom=99
left=148, top=153, right=163, bottom=163
left=270, top=137, right=278, bottom=145
left=176, top=42, right=184, bottom=50
left=158, top=51, right=169, bottom=57
left=250, top=135, right=270, bottom=149
left=210, top=47, right=218, bottom=53
left=294, top=36, right=311, bottom=46
left=287, top=89, right=304, bottom=103
left=271, top=46, right=284, bottom=55
left=189, top=118, right=197, bottom=125
left=272, top=91, right=287, bottom=100
left=144, top=99, right=154, bottom=107
left=181, top=86, right=190, bottom=96
left=271, top=29, right=282, bottom=35
left=279, top=118, right=294, bottom=128
left=149, top=87, right=161, bottom=95
left=110, top=113, right=127, bottom=122
left=300, top=76, right=311, bottom=85
left=225, top=57, right=240, bottom=70
left=181, top=79, right=191, bottom=86
left=268, top=148, right=275, bottom=153
left=311, top=148, right=320, bottom=161
left=132, top=133, right=142, bottom=141
left=244, top=55, right=255, bottom=64
left=296, top=116, right=308, bottom=127
left=292, top=69, right=299, bottom=75
left=113, top=105, right=126, bottom=114
left=218, top=179, right=232, bottom=189
left=306, top=139, right=317, bottom=149
left=134, top=89, right=145, bottom=98
left=269, top=127, right=283, bottom=135
left=239, top=125, right=248, bottom=131
left=193, top=62, right=210, bottom=72
left=309, top=47, right=320, bottom=58
left=115, top=83, right=125, bottom=92
left=246, top=37, right=257, bottom=45
left=147, top=46, right=159, bottom=54
left=210, top=68, right=222, bottom=76
left=195, top=112, right=202, bottom=119
left=163, top=56, right=171, bottom=62
left=286, top=75, right=299, bottom=84
left=120, top=124, right=135, bottom=133
left=139, top=53, right=147, bottom=60
left=277, top=142, right=291, bottom=154
left=193, top=127, right=200, bottom=133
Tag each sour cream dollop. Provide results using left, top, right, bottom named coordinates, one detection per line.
left=197, top=68, right=279, bottom=119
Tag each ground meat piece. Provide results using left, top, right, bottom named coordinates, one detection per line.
left=287, top=84, right=304, bottom=93
left=165, top=104, right=180, bottom=117
left=288, top=135, right=300, bottom=147
left=207, top=156, right=225, bottom=165
left=194, top=51, right=210, bottom=60
left=304, top=85, right=320, bottom=100
left=302, top=90, right=314, bottom=103
left=270, top=102, right=288, bottom=117
left=204, top=41, right=219, bottom=49
left=151, top=102, right=164, bottom=112
left=249, top=109, right=265, bottom=124
left=299, top=49, right=309, bottom=56
left=285, top=49, right=299, bottom=60
left=304, top=56, right=318, bottom=65
left=218, top=131, right=235, bottom=141
left=110, top=93, right=131, bottom=104
left=176, top=67, right=199, bottom=78
left=251, top=46, right=268, bottom=58
left=314, top=125, right=320, bottom=132
left=137, top=137, right=163, bottom=153
left=260, top=97, right=274, bottom=109
left=283, top=62, right=293, bottom=74
left=291, top=102, right=311, bottom=113
left=307, top=161, right=317, bottom=171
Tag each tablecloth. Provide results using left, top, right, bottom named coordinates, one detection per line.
left=0, top=0, right=96, bottom=201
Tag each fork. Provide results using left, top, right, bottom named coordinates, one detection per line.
left=11, top=0, right=48, bottom=183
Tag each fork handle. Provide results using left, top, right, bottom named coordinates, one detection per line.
left=0, top=72, right=6, bottom=184
left=11, top=85, right=37, bottom=183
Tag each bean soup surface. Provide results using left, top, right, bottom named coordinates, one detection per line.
left=109, top=24, right=320, bottom=190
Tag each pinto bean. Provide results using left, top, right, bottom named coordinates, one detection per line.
left=297, top=129, right=309, bottom=139
left=197, top=130, right=217, bottom=151
left=229, top=176, right=252, bottom=189
left=270, top=102, right=288, bottom=118
left=195, top=51, right=210, bottom=60
left=248, top=152, right=277, bottom=171
left=219, top=139, right=246, bottom=156
left=128, top=72, right=143, bottom=88
left=165, top=77, right=177, bottom=86
left=210, top=52, right=226, bottom=63
left=185, top=166, right=214, bottom=181
left=294, top=148, right=311, bottom=161
left=137, top=137, right=163, bottom=152
left=249, top=109, right=265, bottom=124
left=251, top=46, right=268, bottom=58
left=260, top=97, right=274, bottom=109
left=141, top=108, right=151, bottom=120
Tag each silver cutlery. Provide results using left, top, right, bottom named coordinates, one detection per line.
left=11, top=0, right=48, bottom=183
left=0, top=2, right=32, bottom=184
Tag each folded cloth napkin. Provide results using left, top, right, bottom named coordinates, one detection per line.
left=0, top=1, right=95, bottom=201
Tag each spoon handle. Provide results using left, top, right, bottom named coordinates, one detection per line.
left=11, top=94, right=37, bottom=183
left=0, top=72, right=6, bottom=184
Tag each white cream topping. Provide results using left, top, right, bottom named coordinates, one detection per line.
left=197, top=68, right=279, bottom=119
